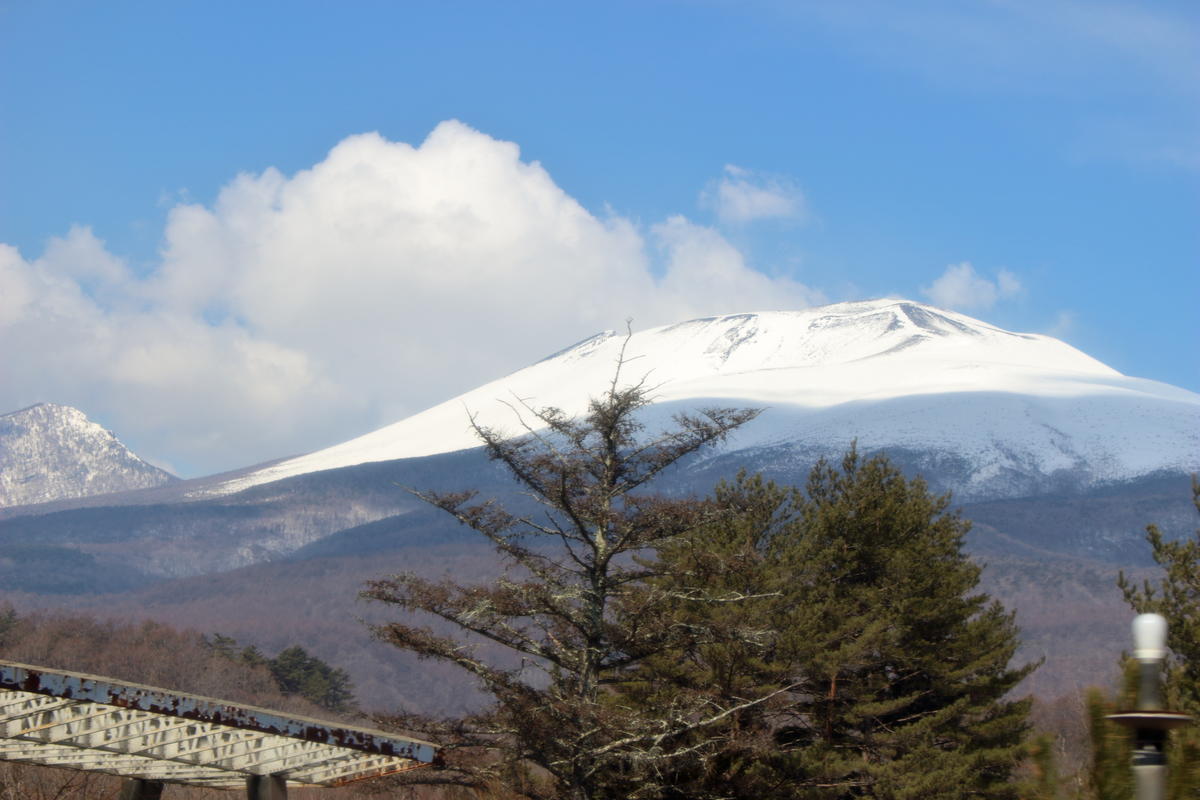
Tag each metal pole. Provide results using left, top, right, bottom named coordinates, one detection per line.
left=246, top=773, right=289, bottom=800
left=118, top=779, right=164, bottom=800
left=1133, top=658, right=1166, bottom=800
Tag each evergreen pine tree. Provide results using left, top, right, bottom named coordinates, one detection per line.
left=202, top=635, right=357, bottom=713
left=622, top=450, right=1035, bottom=799
left=203, top=633, right=239, bottom=659
left=1084, top=679, right=1133, bottom=800
left=268, top=645, right=357, bottom=713
left=1019, top=733, right=1064, bottom=800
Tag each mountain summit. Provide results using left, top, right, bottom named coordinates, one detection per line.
left=0, top=403, right=175, bottom=508
left=217, top=299, right=1199, bottom=500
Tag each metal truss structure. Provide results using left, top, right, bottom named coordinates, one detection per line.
left=0, top=660, right=439, bottom=796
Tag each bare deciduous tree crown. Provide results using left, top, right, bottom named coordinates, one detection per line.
left=363, top=347, right=760, bottom=800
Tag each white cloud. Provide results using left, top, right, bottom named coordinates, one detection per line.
left=652, top=216, right=825, bottom=313
left=787, top=1, right=1200, bottom=170
left=0, top=121, right=823, bottom=475
left=38, top=225, right=131, bottom=291
left=1045, top=309, right=1077, bottom=339
left=702, top=165, right=807, bottom=224
left=921, top=262, right=1022, bottom=310
left=0, top=237, right=344, bottom=473
left=803, top=1, right=1200, bottom=100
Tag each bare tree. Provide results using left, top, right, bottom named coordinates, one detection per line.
left=363, top=349, right=760, bottom=800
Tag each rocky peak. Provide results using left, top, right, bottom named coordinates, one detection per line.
left=0, top=403, right=175, bottom=508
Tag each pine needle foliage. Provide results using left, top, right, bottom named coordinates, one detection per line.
left=1084, top=677, right=1134, bottom=800
left=620, top=452, right=1035, bottom=799
left=362, top=356, right=761, bottom=800
left=1019, top=733, right=1065, bottom=800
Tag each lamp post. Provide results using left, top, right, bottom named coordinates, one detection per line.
left=1107, top=613, right=1192, bottom=800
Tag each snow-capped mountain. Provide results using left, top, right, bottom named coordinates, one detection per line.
left=0, top=301, right=1190, bottom=713
left=0, top=403, right=175, bottom=507
left=215, top=299, right=1200, bottom=500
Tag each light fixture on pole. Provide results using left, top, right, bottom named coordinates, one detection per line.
left=1107, top=613, right=1192, bottom=800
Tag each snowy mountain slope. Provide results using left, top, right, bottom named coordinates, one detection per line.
left=673, top=390, right=1197, bottom=501
left=0, top=403, right=176, bottom=507
left=212, top=299, right=1200, bottom=498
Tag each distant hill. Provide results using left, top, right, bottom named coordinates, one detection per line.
left=0, top=403, right=175, bottom=508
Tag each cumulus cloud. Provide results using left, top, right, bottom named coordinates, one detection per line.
left=1045, top=309, right=1077, bottom=339
left=0, top=237, right=345, bottom=473
left=702, top=165, right=807, bottom=224
left=652, top=216, right=825, bottom=313
left=1, top=121, right=823, bottom=475
left=921, top=262, right=1022, bottom=310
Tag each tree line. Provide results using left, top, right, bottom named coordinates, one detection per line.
left=362, top=363, right=1037, bottom=800
left=203, top=634, right=357, bottom=713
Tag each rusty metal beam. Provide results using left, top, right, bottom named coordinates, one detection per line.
left=0, top=660, right=440, bottom=789
left=0, top=662, right=434, bottom=760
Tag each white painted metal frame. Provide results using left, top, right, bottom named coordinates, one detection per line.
left=0, top=660, right=439, bottom=788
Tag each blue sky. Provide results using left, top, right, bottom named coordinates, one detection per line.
left=1, top=0, right=1197, bottom=476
